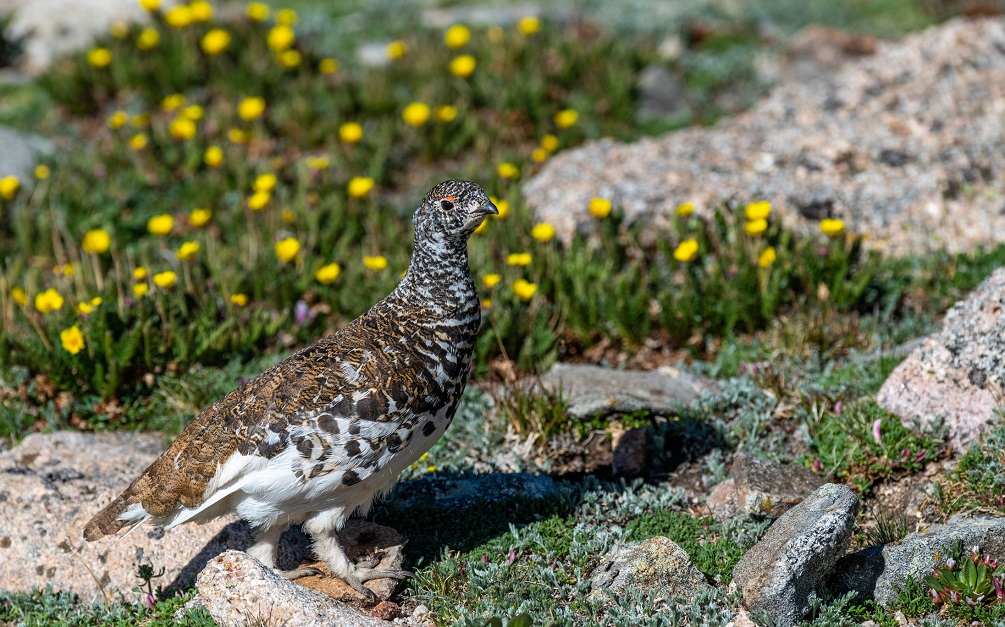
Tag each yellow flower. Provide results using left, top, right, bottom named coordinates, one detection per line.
left=518, top=15, right=541, bottom=35
left=230, top=293, right=249, bottom=307
left=338, top=122, right=363, bottom=144
left=238, top=97, right=265, bottom=121
left=87, top=47, right=112, bottom=68
left=254, top=173, right=277, bottom=192
left=444, top=24, right=470, bottom=48
left=153, top=271, right=177, bottom=288
left=164, top=5, right=192, bottom=28
left=506, top=252, right=532, bottom=266
left=386, top=40, right=407, bottom=60
left=758, top=246, right=777, bottom=268
left=449, top=55, right=476, bottom=78
left=306, top=156, right=329, bottom=170
left=204, top=145, right=223, bottom=167
left=169, top=117, right=196, bottom=141
left=267, top=24, right=295, bottom=52
left=129, top=133, right=149, bottom=150
left=201, top=29, right=231, bottom=55
left=531, top=223, right=556, bottom=243
left=76, top=301, right=94, bottom=315
left=492, top=198, right=510, bottom=219
left=189, top=0, right=212, bottom=22
left=134, top=266, right=148, bottom=280
left=139, top=0, right=160, bottom=11
left=744, top=201, right=771, bottom=221
left=60, top=325, right=85, bottom=355
left=34, top=164, right=50, bottom=180
left=82, top=229, right=111, bottom=254
left=247, top=190, right=271, bottom=211
left=541, top=134, right=559, bottom=152
left=177, top=241, right=199, bottom=261
left=497, top=162, right=519, bottom=180
left=347, top=177, right=375, bottom=199
left=161, top=93, right=185, bottom=111
left=136, top=27, right=160, bottom=50
left=676, top=202, right=695, bottom=217
left=588, top=197, right=612, bottom=218
left=246, top=2, right=269, bottom=22
left=11, top=287, right=26, bottom=307
left=488, top=26, right=503, bottom=43
left=435, top=105, right=457, bottom=123
left=276, top=8, right=297, bottom=25
left=554, top=108, right=578, bottom=128
left=147, top=214, right=174, bottom=236
left=483, top=273, right=501, bottom=288
left=820, top=218, right=846, bottom=238
left=107, top=110, right=128, bottom=129
left=56, top=263, right=75, bottom=277
left=315, top=262, right=341, bottom=284
left=274, top=237, right=300, bottom=263
left=228, top=128, right=249, bottom=144
left=181, top=105, right=203, bottom=121
left=0, top=175, right=20, bottom=199
left=512, top=279, right=537, bottom=301
left=481, top=299, right=491, bottom=309
left=278, top=49, right=302, bottom=68
left=187, top=208, right=211, bottom=227
left=532, top=148, right=549, bottom=163
left=131, top=113, right=150, bottom=127
left=319, top=58, right=338, bottom=74
left=363, top=255, right=387, bottom=271
left=133, top=282, right=149, bottom=297
left=110, top=20, right=129, bottom=39
left=35, top=288, right=64, bottom=313
left=743, top=219, right=767, bottom=237
left=473, top=219, right=489, bottom=235
left=402, top=102, right=430, bottom=127
left=673, top=239, right=699, bottom=262
left=281, top=209, right=295, bottom=224
left=90, top=296, right=102, bottom=307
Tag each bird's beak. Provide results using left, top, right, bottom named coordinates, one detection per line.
left=475, top=201, right=498, bottom=216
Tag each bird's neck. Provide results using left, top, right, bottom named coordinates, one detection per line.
left=388, top=235, right=478, bottom=319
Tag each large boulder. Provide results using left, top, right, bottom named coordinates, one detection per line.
left=877, top=267, right=1005, bottom=452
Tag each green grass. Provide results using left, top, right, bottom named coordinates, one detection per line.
left=0, top=587, right=213, bottom=627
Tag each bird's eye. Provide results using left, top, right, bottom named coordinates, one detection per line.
left=440, top=196, right=455, bottom=210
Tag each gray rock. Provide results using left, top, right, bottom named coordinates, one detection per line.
left=637, top=64, right=690, bottom=122
left=524, top=18, right=1005, bottom=258
left=611, top=427, right=649, bottom=478
left=706, top=454, right=825, bottom=520
left=195, top=550, right=385, bottom=627
left=830, top=513, right=1005, bottom=607
left=421, top=4, right=543, bottom=29
left=589, top=536, right=710, bottom=605
left=538, top=362, right=718, bottom=420
left=0, top=126, right=37, bottom=182
left=877, top=267, right=1005, bottom=452
left=733, top=483, right=860, bottom=627
left=389, top=472, right=559, bottom=511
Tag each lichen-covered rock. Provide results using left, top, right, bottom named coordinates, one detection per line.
left=707, top=454, right=825, bottom=520
left=589, top=536, right=710, bottom=604
left=830, top=513, right=1005, bottom=607
left=537, top=362, right=718, bottom=420
left=878, top=267, right=1005, bottom=452
left=195, top=550, right=386, bottom=627
left=733, top=483, right=860, bottom=627
left=524, top=18, right=1005, bottom=258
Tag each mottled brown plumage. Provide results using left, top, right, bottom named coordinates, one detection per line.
left=83, top=180, right=496, bottom=597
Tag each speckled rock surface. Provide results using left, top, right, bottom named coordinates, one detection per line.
left=524, top=18, right=1005, bottom=258
left=195, top=550, right=386, bottom=627
left=588, top=536, right=710, bottom=604
left=706, top=454, right=825, bottom=520
left=830, top=513, right=1005, bottom=607
left=877, top=267, right=1005, bottom=452
left=537, top=363, right=718, bottom=420
left=732, top=483, right=860, bottom=627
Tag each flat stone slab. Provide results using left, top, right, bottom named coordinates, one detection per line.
left=830, top=513, right=1005, bottom=607
left=524, top=18, right=1005, bottom=258
left=537, top=363, right=718, bottom=420
left=877, top=267, right=1005, bottom=452
left=195, top=550, right=386, bottom=627
left=589, top=536, right=710, bottom=605
left=707, top=454, right=825, bottom=520
left=733, top=483, right=860, bottom=627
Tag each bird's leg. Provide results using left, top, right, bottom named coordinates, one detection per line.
left=248, top=523, right=322, bottom=580
left=304, top=519, right=414, bottom=601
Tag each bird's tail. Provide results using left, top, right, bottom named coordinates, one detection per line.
left=83, top=482, right=150, bottom=541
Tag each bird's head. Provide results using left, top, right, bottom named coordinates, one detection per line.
left=413, top=180, right=498, bottom=248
